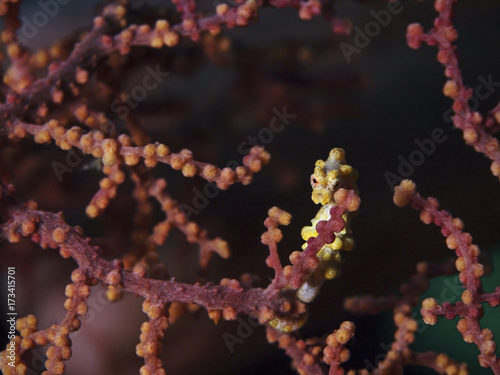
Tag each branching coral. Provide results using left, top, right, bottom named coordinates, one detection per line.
left=0, top=147, right=359, bottom=374
left=0, top=0, right=499, bottom=374
left=406, top=0, right=500, bottom=179
left=392, top=180, right=500, bottom=373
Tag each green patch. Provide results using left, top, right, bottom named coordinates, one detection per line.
left=411, top=247, right=500, bottom=374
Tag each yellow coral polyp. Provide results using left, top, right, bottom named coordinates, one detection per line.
left=340, top=165, right=352, bottom=175
left=327, top=169, right=339, bottom=180
left=322, top=250, right=332, bottom=262
left=269, top=313, right=307, bottom=332
left=324, top=267, right=337, bottom=280
left=315, top=160, right=325, bottom=168
left=301, top=226, right=317, bottom=241
left=311, top=189, right=331, bottom=205
left=342, top=237, right=354, bottom=250
left=329, top=148, right=345, bottom=161
left=331, top=237, right=343, bottom=250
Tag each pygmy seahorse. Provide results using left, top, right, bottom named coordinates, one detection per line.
left=296, top=148, right=359, bottom=303
left=267, top=148, right=358, bottom=333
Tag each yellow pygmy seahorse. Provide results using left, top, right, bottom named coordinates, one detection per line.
left=297, top=148, right=358, bottom=303
left=267, top=148, right=358, bottom=333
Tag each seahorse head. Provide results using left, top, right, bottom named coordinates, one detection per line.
left=310, top=148, right=357, bottom=205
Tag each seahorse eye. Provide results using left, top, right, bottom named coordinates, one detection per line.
left=311, top=176, right=318, bottom=186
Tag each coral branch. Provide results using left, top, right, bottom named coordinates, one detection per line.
left=406, top=0, right=500, bottom=179
left=10, top=120, right=271, bottom=192
left=0, top=0, right=498, bottom=374
left=394, top=179, right=500, bottom=373
left=0, top=199, right=296, bottom=318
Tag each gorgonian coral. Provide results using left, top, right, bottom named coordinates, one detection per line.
left=0, top=0, right=499, bottom=374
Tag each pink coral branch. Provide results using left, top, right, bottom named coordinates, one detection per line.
left=288, top=189, right=360, bottom=289
left=10, top=120, right=271, bottom=191
left=267, top=327, right=327, bottom=375
left=394, top=179, right=500, bottom=373
left=261, top=206, right=291, bottom=286
left=406, top=0, right=500, bottom=179
left=1, top=207, right=274, bottom=314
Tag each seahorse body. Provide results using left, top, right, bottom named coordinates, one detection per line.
left=296, top=148, right=358, bottom=303
left=269, top=149, right=358, bottom=332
